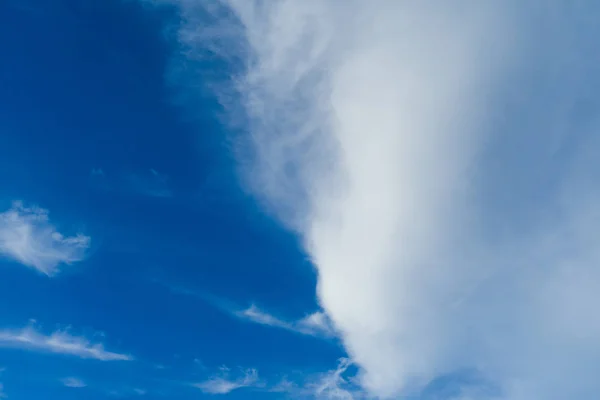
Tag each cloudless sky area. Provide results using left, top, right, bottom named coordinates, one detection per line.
left=1, top=1, right=600, bottom=400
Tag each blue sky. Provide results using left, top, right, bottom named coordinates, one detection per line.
left=0, top=1, right=344, bottom=398
left=1, top=1, right=600, bottom=400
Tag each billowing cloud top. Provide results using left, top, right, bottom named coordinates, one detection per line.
left=163, top=0, right=600, bottom=399
left=0, top=201, right=90, bottom=276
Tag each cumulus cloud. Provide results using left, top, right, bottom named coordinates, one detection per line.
left=193, top=368, right=260, bottom=394
left=160, top=0, right=600, bottom=399
left=0, top=201, right=90, bottom=276
left=61, top=377, right=87, bottom=388
left=237, top=305, right=335, bottom=338
left=0, top=324, right=132, bottom=361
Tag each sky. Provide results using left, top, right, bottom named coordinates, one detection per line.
left=0, top=1, right=599, bottom=399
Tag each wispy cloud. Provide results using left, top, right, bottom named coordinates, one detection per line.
left=0, top=324, right=132, bottom=361
left=125, top=169, right=172, bottom=198
left=61, top=377, right=87, bottom=388
left=159, top=281, right=335, bottom=338
left=91, top=168, right=172, bottom=198
left=189, top=360, right=363, bottom=399
left=162, top=1, right=600, bottom=399
left=267, top=359, right=364, bottom=399
left=107, top=387, right=148, bottom=398
left=237, top=305, right=335, bottom=338
left=0, top=369, right=5, bottom=400
left=193, top=368, right=260, bottom=395
left=309, top=359, right=363, bottom=400
left=0, top=201, right=90, bottom=276
left=269, top=377, right=298, bottom=394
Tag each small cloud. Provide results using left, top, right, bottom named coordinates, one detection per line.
left=158, top=281, right=336, bottom=338
left=108, top=387, right=148, bottom=397
left=90, top=168, right=172, bottom=198
left=193, top=358, right=208, bottom=371
left=61, top=377, right=86, bottom=388
left=0, top=323, right=132, bottom=361
left=237, top=305, right=289, bottom=329
left=269, top=377, right=298, bottom=394
left=309, top=359, right=363, bottom=400
left=0, top=201, right=90, bottom=276
left=0, top=383, right=5, bottom=399
left=193, top=368, right=260, bottom=395
left=237, top=305, right=335, bottom=338
left=296, top=311, right=336, bottom=337
left=125, top=169, right=172, bottom=198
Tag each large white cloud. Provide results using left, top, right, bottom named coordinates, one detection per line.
left=0, top=201, right=90, bottom=276
left=162, top=1, right=600, bottom=398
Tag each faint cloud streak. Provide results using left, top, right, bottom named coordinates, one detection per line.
left=237, top=305, right=335, bottom=338
left=0, top=324, right=132, bottom=361
left=193, top=368, right=260, bottom=395
left=61, top=377, right=87, bottom=388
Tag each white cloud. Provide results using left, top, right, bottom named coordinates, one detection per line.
left=61, top=377, right=87, bottom=388
left=161, top=0, right=600, bottom=399
left=0, top=324, right=132, bottom=361
left=161, top=281, right=335, bottom=338
left=309, top=359, right=363, bottom=400
left=267, top=359, right=365, bottom=399
left=193, top=368, right=260, bottom=394
left=296, top=310, right=336, bottom=337
left=237, top=305, right=335, bottom=338
left=269, top=377, right=298, bottom=394
left=0, top=201, right=90, bottom=276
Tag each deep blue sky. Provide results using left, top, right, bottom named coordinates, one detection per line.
left=0, top=1, right=344, bottom=398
